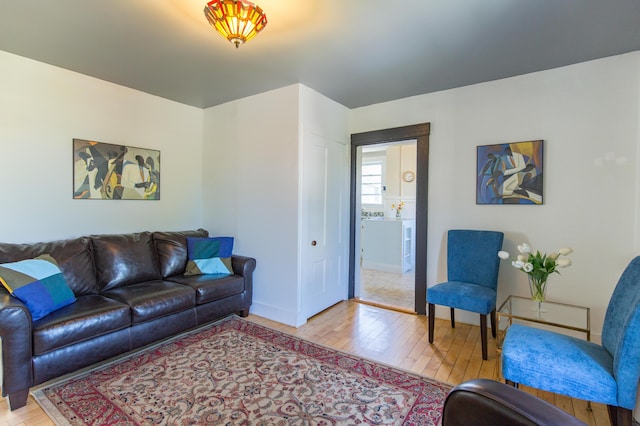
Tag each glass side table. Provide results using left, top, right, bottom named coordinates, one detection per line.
left=496, top=295, right=590, bottom=379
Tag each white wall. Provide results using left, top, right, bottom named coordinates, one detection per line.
left=387, top=143, right=417, bottom=219
left=361, top=142, right=417, bottom=219
left=0, top=51, right=204, bottom=243
left=636, top=65, right=640, bottom=252
left=202, top=84, right=349, bottom=326
left=350, top=52, right=640, bottom=338
left=3, top=45, right=639, bottom=339
left=202, top=85, right=301, bottom=325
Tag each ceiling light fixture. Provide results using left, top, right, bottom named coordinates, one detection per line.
left=204, top=0, right=267, bottom=48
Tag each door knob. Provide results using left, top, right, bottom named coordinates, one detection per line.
left=311, top=240, right=317, bottom=246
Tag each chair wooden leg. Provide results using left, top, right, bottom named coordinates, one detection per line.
left=490, top=309, right=496, bottom=338
left=607, top=405, right=633, bottom=426
left=450, top=307, right=455, bottom=328
left=428, top=303, right=435, bottom=343
left=480, top=313, right=488, bottom=360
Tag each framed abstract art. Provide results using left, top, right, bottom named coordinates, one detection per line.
left=73, top=139, right=160, bottom=200
left=476, top=140, right=543, bottom=205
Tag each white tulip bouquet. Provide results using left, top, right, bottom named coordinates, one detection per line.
left=498, top=243, right=573, bottom=301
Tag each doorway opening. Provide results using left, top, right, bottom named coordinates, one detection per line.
left=357, top=141, right=416, bottom=313
left=349, top=124, right=430, bottom=315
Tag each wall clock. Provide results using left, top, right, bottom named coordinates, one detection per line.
left=402, top=170, right=415, bottom=182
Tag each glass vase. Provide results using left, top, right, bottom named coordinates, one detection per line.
left=528, top=275, right=548, bottom=302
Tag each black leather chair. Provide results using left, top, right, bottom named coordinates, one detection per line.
left=442, top=379, right=587, bottom=426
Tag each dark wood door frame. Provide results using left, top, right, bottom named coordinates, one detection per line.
left=349, top=123, right=430, bottom=315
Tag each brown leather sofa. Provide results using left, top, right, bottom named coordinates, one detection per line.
left=0, top=229, right=256, bottom=410
left=442, top=379, right=587, bottom=426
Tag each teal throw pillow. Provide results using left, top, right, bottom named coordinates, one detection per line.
left=185, top=237, right=234, bottom=276
left=0, top=254, right=76, bottom=321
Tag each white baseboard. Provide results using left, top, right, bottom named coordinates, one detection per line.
left=250, top=300, right=305, bottom=327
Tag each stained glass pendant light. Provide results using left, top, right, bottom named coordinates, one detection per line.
left=204, top=0, right=268, bottom=48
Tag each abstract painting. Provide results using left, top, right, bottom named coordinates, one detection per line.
left=476, top=140, right=543, bottom=204
left=73, top=139, right=160, bottom=200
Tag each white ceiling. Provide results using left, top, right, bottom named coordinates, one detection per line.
left=1, top=1, right=639, bottom=109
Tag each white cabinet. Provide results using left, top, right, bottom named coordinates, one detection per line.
left=402, top=221, right=415, bottom=272
left=361, top=219, right=415, bottom=273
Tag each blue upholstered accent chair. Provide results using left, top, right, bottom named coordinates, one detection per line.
left=502, top=256, right=640, bottom=426
left=427, top=230, right=504, bottom=360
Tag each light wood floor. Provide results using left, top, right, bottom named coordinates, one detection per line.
left=0, top=301, right=609, bottom=425
left=359, top=268, right=415, bottom=311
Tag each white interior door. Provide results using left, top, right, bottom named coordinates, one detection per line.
left=300, top=130, right=348, bottom=321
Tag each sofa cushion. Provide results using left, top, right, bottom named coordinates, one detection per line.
left=103, top=281, right=195, bottom=324
left=0, top=237, right=98, bottom=295
left=0, top=255, right=76, bottom=321
left=185, top=237, right=234, bottom=275
left=32, top=294, right=130, bottom=355
left=153, top=229, right=209, bottom=278
left=92, top=232, right=161, bottom=291
left=168, top=274, right=245, bottom=304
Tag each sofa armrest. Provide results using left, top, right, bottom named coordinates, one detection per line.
left=442, top=379, right=586, bottom=426
left=231, top=255, right=256, bottom=315
left=231, top=255, right=256, bottom=278
left=0, top=290, right=34, bottom=409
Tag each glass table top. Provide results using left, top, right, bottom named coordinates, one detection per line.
left=497, top=295, right=590, bottom=334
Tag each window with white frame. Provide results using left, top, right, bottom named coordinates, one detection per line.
left=361, top=161, right=384, bottom=205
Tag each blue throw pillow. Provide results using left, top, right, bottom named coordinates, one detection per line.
left=184, top=237, right=234, bottom=276
left=0, top=254, right=76, bottom=321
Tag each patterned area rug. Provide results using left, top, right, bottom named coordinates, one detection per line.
left=32, top=316, right=451, bottom=425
